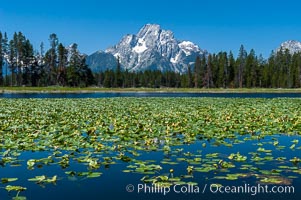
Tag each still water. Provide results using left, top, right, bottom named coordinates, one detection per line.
left=0, top=134, right=300, bottom=200
left=0, top=93, right=300, bottom=200
left=1, top=92, right=301, bottom=98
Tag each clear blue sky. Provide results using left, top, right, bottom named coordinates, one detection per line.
left=1, top=0, right=301, bottom=58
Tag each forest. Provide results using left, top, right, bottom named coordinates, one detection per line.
left=1, top=31, right=301, bottom=88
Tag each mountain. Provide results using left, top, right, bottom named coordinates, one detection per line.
left=85, top=50, right=117, bottom=71
left=86, top=24, right=207, bottom=73
left=278, top=40, right=301, bottom=54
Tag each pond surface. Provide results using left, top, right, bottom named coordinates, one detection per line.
left=0, top=98, right=300, bottom=200
left=0, top=134, right=300, bottom=200
left=1, top=92, right=301, bottom=98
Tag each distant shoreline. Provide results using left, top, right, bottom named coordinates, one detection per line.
left=1, top=87, right=301, bottom=94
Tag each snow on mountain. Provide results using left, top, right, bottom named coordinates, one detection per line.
left=278, top=40, right=301, bottom=54
left=132, top=38, right=148, bottom=54
left=87, top=24, right=207, bottom=73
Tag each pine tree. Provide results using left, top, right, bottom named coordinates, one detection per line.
left=193, top=56, right=201, bottom=88
left=36, top=42, right=47, bottom=86
left=66, top=43, right=94, bottom=87
left=245, top=49, right=256, bottom=88
left=67, top=43, right=80, bottom=86
left=269, top=51, right=278, bottom=88
left=16, top=32, right=27, bottom=85
left=57, top=43, right=68, bottom=86
left=8, top=35, right=17, bottom=86
left=22, top=39, right=34, bottom=85
left=200, top=54, right=207, bottom=87
left=187, top=65, right=193, bottom=88
left=236, top=45, right=247, bottom=88
left=256, top=54, right=265, bottom=87
left=228, top=51, right=235, bottom=88
left=103, top=70, right=113, bottom=87
left=0, top=32, right=3, bottom=85
left=296, top=53, right=301, bottom=88
left=2, top=33, right=9, bottom=86
left=205, top=54, right=214, bottom=88
left=284, top=49, right=293, bottom=88
left=46, top=33, right=59, bottom=85
left=114, top=57, right=122, bottom=87
left=216, top=52, right=228, bottom=88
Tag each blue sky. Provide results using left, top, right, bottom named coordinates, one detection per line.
left=1, top=0, right=301, bottom=58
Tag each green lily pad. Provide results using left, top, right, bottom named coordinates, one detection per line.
left=1, top=178, right=18, bottom=184
left=13, top=196, right=27, bottom=200
left=258, top=177, right=292, bottom=185
left=5, top=185, right=27, bottom=192
left=87, top=172, right=102, bottom=178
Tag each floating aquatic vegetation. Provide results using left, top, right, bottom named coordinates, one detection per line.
left=1, top=178, right=18, bottom=184
left=28, top=175, right=57, bottom=184
left=5, top=185, right=27, bottom=200
left=258, top=176, right=292, bottom=185
left=290, top=157, right=301, bottom=164
left=0, top=98, right=301, bottom=199
left=228, top=152, right=247, bottom=162
left=214, top=173, right=249, bottom=181
left=65, top=171, right=102, bottom=179
left=257, top=147, right=272, bottom=153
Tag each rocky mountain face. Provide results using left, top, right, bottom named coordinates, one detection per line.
left=86, top=24, right=206, bottom=73
left=278, top=40, right=301, bottom=54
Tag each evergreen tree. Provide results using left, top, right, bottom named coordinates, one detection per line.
left=2, top=32, right=9, bottom=86
left=66, top=43, right=94, bottom=87
left=46, top=33, right=59, bottom=85
left=22, top=39, right=34, bottom=85
left=0, top=32, right=3, bottom=85
left=187, top=65, right=193, bottom=87
left=245, top=49, right=256, bottom=88
left=67, top=43, right=80, bottom=86
left=200, top=54, right=207, bottom=87
left=37, top=42, right=47, bottom=86
left=193, top=56, right=201, bottom=88
left=211, top=53, right=219, bottom=87
left=216, top=52, right=228, bottom=88
left=15, top=32, right=27, bottom=85
left=103, top=69, right=114, bottom=87
left=236, top=45, right=247, bottom=88
left=57, top=43, right=68, bottom=86
left=256, top=54, right=265, bottom=87
left=114, top=57, right=122, bottom=87
left=228, top=51, right=235, bottom=88
left=284, top=49, right=293, bottom=88
left=205, top=54, right=214, bottom=88
left=8, top=35, right=17, bottom=86
left=269, top=51, right=278, bottom=88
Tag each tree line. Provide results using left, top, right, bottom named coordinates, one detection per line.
left=95, top=45, right=301, bottom=88
left=0, top=31, right=94, bottom=87
left=1, top=31, right=301, bottom=88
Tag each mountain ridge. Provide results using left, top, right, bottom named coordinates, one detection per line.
left=86, top=24, right=207, bottom=73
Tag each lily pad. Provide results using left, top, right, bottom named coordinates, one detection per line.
left=1, top=178, right=18, bottom=184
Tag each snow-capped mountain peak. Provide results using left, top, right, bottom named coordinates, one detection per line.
left=278, top=40, right=301, bottom=54
left=137, top=24, right=161, bottom=38
left=87, top=24, right=207, bottom=73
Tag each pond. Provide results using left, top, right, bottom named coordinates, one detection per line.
left=1, top=92, right=301, bottom=98
left=0, top=134, right=300, bottom=200
left=0, top=98, right=300, bottom=200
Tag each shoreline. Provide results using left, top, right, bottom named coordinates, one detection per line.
left=1, top=87, right=301, bottom=94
